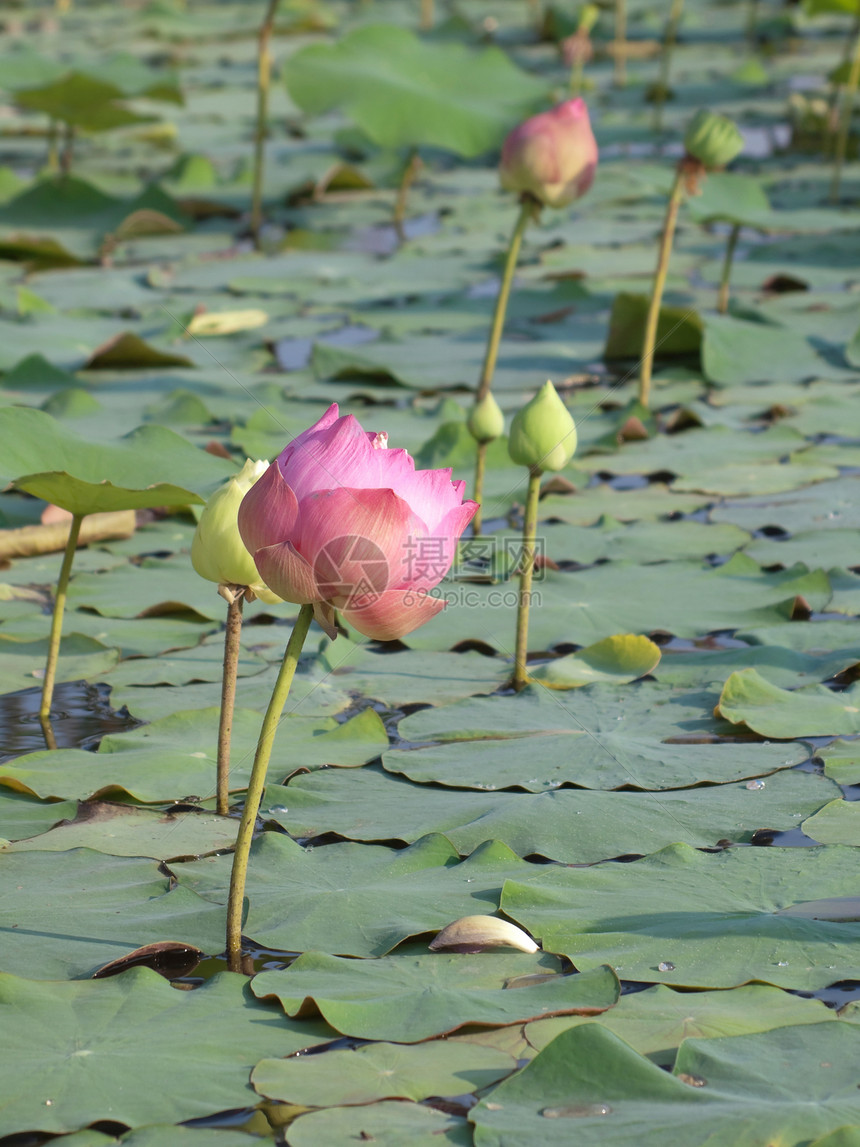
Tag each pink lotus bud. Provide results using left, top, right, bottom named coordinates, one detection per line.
left=499, top=98, right=598, bottom=210
left=237, top=405, right=478, bottom=641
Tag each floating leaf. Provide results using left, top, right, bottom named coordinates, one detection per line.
left=500, top=841, right=860, bottom=989
left=717, top=668, right=860, bottom=737
left=284, top=25, right=548, bottom=157
left=0, top=969, right=335, bottom=1135
left=253, top=950, right=619, bottom=1042
left=470, top=1022, right=860, bottom=1146
left=528, top=635, right=661, bottom=689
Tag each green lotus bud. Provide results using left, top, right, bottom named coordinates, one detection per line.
left=191, top=458, right=281, bottom=603
left=467, top=393, right=505, bottom=444
left=579, top=3, right=600, bottom=33
left=683, top=110, right=744, bottom=169
left=507, top=380, right=577, bottom=473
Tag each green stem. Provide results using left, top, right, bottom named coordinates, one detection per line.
left=471, top=199, right=532, bottom=535
left=652, top=0, right=685, bottom=132
left=46, top=119, right=59, bottom=174
left=614, top=0, right=627, bottom=88
left=216, top=592, right=245, bottom=817
left=40, top=512, right=83, bottom=726
left=639, top=165, right=685, bottom=409
left=393, top=149, right=421, bottom=244
left=512, top=468, right=542, bottom=692
left=830, top=28, right=860, bottom=203
left=250, top=0, right=280, bottom=246
left=226, top=603, right=314, bottom=972
left=717, top=222, right=740, bottom=315
left=570, top=56, right=584, bottom=97
left=59, top=123, right=75, bottom=176
left=745, top=0, right=758, bottom=49
left=824, top=10, right=860, bottom=156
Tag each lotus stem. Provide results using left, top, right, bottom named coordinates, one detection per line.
left=393, top=149, right=422, bottom=243
left=216, top=592, right=245, bottom=817
left=614, top=0, right=627, bottom=88
left=59, top=124, right=75, bottom=176
left=717, top=222, right=740, bottom=315
left=652, top=0, right=685, bottom=132
left=512, top=467, right=542, bottom=692
left=745, top=0, right=758, bottom=49
left=40, top=512, right=83, bottom=735
left=226, top=603, right=314, bottom=972
left=250, top=0, right=280, bottom=246
left=824, top=10, right=860, bottom=156
left=830, top=27, right=860, bottom=203
left=639, top=164, right=685, bottom=409
left=570, top=56, right=585, bottom=98
left=420, top=0, right=433, bottom=30
left=472, top=199, right=532, bottom=535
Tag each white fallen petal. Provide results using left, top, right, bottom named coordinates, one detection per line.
left=429, top=915, right=539, bottom=954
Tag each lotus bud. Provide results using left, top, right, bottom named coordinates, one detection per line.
left=683, top=110, right=744, bottom=170
left=499, top=98, right=598, bottom=210
left=468, top=393, right=505, bottom=444
left=191, top=459, right=282, bottom=603
left=429, top=915, right=539, bottom=954
left=507, top=380, right=577, bottom=473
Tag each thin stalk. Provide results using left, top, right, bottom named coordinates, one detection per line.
left=614, top=0, right=627, bottom=88
left=59, top=123, right=75, bottom=176
left=46, top=119, right=59, bottom=174
left=226, top=603, right=314, bottom=972
left=639, top=165, right=684, bottom=409
left=216, top=592, right=245, bottom=817
left=745, top=0, right=758, bottom=50
left=652, top=0, right=685, bottom=132
left=830, top=28, right=860, bottom=203
left=40, top=512, right=83, bottom=727
left=824, top=9, right=860, bottom=156
left=420, top=0, right=433, bottom=30
left=570, top=55, right=585, bottom=97
left=717, top=222, right=741, bottom=315
left=471, top=199, right=532, bottom=535
left=512, top=468, right=542, bottom=692
left=393, top=150, right=421, bottom=244
left=250, top=0, right=280, bottom=246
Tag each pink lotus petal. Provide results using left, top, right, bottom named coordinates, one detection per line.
left=382, top=464, right=466, bottom=533
left=295, top=486, right=422, bottom=603
left=252, top=539, right=318, bottom=605
left=400, top=499, right=479, bottom=593
left=340, top=587, right=447, bottom=641
left=237, top=461, right=299, bottom=556
left=279, top=414, right=382, bottom=502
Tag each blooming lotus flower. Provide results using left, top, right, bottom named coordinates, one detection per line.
left=237, top=405, right=478, bottom=641
left=500, top=98, right=598, bottom=210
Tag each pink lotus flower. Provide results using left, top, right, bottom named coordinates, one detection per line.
left=237, top=404, right=478, bottom=641
left=500, top=98, right=598, bottom=209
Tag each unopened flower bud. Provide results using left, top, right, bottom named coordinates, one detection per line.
left=468, top=393, right=505, bottom=444
left=508, top=380, right=577, bottom=473
left=500, top=98, right=598, bottom=210
left=191, top=459, right=282, bottom=603
left=683, top=110, right=744, bottom=169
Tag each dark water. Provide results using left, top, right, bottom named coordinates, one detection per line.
left=0, top=679, right=139, bottom=762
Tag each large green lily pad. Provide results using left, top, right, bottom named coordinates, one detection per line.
left=262, top=766, right=839, bottom=863
left=252, top=950, right=619, bottom=1042
left=284, top=24, right=548, bottom=157
left=500, top=841, right=860, bottom=989
left=0, top=969, right=336, bottom=1136
left=470, top=1022, right=860, bottom=1146
left=175, top=833, right=534, bottom=957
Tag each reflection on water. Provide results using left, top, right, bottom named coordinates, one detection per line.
left=0, top=679, right=139, bottom=761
